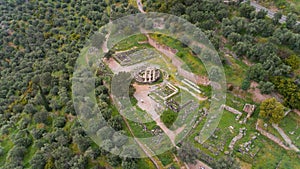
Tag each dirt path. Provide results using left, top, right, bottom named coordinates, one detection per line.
left=137, top=0, right=146, bottom=13
left=294, top=109, right=300, bottom=117
left=272, top=124, right=299, bottom=152
left=105, top=55, right=178, bottom=168
left=133, top=84, right=159, bottom=120
left=256, top=120, right=291, bottom=151
left=248, top=82, right=273, bottom=102
left=102, top=31, right=110, bottom=53
left=132, top=83, right=177, bottom=146
left=187, top=160, right=212, bottom=169
left=122, top=115, right=164, bottom=168
left=105, top=64, right=163, bottom=167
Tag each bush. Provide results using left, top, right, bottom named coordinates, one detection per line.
left=8, top=146, right=27, bottom=161
left=53, top=116, right=66, bottom=128
left=161, top=109, right=178, bottom=128
left=33, top=111, right=49, bottom=124
left=241, top=78, right=251, bottom=91
left=259, top=81, right=275, bottom=94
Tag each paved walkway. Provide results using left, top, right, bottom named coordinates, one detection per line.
left=132, top=83, right=177, bottom=146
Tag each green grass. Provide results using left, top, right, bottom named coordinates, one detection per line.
left=137, top=158, right=156, bottom=169
left=156, top=151, right=174, bottom=166
left=126, top=120, right=156, bottom=138
left=0, top=139, right=14, bottom=166
left=161, top=109, right=178, bottom=128
left=225, top=92, right=254, bottom=111
left=112, top=34, right=150, bottom=51
left=128, top=0, right=138, bottom=8
left=223, top=55, right=248, bottom=87
left=23, top=145, right=38, bottom=167
left=150, top=34, right=207, bottom=76
left=185, top=100, right=300, bottom=168
left=255, top=118, right=285, bottom=142
left=251, top=139, right=300, bottom=169
left=279, top=111, right=300, bottom=148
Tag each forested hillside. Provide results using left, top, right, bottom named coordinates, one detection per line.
left=0, top=0, right=300, bottom=169
left=144, top=0, right=300, bottom=109
left=0, top=0, right=139, bottom=168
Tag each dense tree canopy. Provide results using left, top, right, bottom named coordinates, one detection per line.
left=177, top=142, right=199, bottom=165
left=0, top=0, right=137, bottom=168
left=260, top=98, right=285, bottom=124
left=0, top=0, right=299, bottom=168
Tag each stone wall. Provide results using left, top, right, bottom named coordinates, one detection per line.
left=255, top=121, right=290, bottom=150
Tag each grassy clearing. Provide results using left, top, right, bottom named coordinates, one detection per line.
left=0, top=138, right=14, bottom=166
left=252, top=139, right=300, bottom=169
left=257, top=119, right=285, bottom=141
left=126, top=120, right=157, bottom=138
left=23, top=145, right=38, bottom=167
left=150, top=34, right=207, bottom=76
left=225, top=92, right=253, bottom=111
left=157, top=151, right=174, bottom=166
left=137, top=157, right=156, bottom=169
left=279, top=111, right=300, bottom=148
left=223, top=55, right=248, bottom=87
left=112, top=34, right=150, bottom=51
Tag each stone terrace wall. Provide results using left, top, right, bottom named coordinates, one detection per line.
left=255, top=121, right=290, bottom=151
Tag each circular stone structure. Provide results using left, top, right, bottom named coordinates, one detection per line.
left=135, top=67, right=160, bottom=84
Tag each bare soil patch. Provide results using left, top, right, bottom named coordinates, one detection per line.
left=132, top=83, right=159, bottom=119
left=248, top=82, right=273, bottom=103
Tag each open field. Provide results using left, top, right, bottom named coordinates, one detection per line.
left=112, top=34, right=151, bottom=51
left=280, top=111, right=300, bottom=148
left=150, top=34, right=208, bottom=76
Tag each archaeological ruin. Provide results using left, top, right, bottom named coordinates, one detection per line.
left=135, top=67, right=161, bottom=84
